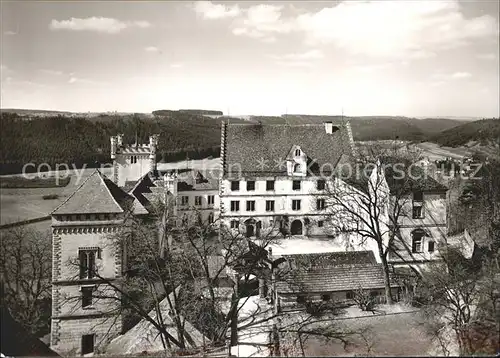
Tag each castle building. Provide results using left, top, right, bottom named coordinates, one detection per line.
left=218, top=121, right=376, bottom=255
left=50, top=137, right=219, bottom=355
left=110, top=134, right=159, bottom=188
left=50, top=170, right=135, bottom=355
left=50, top=124, right=449, bottom=354
left=386, top=168, right=449, bottom=271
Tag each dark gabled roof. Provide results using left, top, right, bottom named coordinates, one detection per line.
left=343, top=157, right=448, bottom=195
left=123, top=180, right=138, bottom=193
left=282, top=250, right=377, bottom=269
left=222, top=123, right=354, bottom=177
left=176, top=169, right=220, bottom=192
left=276, top=250, right=398, bottom=294
left=382, top=157, right=448, bottom=194
left=276, top=263, right=399, bottom=294
left=52, top=170, right=134, bottom=215
left=1, top=307, right=60, bottom=357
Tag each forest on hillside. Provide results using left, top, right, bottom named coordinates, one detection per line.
left=0, top=113, right=223, bottom=174
left=429, top=118, right=500, bottom=147
left=1, top=111, right=497, bottom=174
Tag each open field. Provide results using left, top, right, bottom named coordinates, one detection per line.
left=417, top=142, right=472, bottom=161
left=0, top=168, right=112, bottom=225
left=0, top=159, right=220, bottom=226
left=0, top=176, right=71, bottom=188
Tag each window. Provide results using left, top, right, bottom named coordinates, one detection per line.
left=293, top=163, right=301, bottom=173
left=266, top=180, right=275, bottom=191
left=207, top=195, right=215, bottom=205
left=428, top=241, right=435, bottom=252
left=295, top=148, right=301, bottom=156
left=266, top=200, right=275, bottom=212
left=230, top=220, right=239, bottom=229
left=412, top=231, right=424, bottom=253
left=208, top=213, right=214, bottom=224
left=292, top=180, right=301, bottom=191
left=181, top=196, right=189, bottom=206
left=318, top=220, right=324, bottom=227
left=81, top=334, right=95, bottom=355
left=230, top=201, right=240, bottom=212
left=82, top=286, right=94, bottom=308
left=346, top=291, right=354, bottom=299
left=321, top=294, right=331, bottom=301
left=296, top=295, right=306, bottom=304
left=370, top=291, right=379, bottom=297
left=195, top=196, right=202, bottom=206
left=79, top=249, right=97, bottom=279
left=292, top=200, right=301, bottom=211
left=246, top=200, right=256, bottom=211
left=317, top=180, right=325, bottom=190
left=412, top=205, right=424, bottom=219
left=316, top=198, right=326, bottom=210
left=412, top=191, right=424, bottom=218
left=231, top=181, right=240, bottom=191
left=246, top=181, right=255, bottom=191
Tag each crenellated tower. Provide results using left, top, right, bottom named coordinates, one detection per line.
left=110, top=134, right=159, bottom=187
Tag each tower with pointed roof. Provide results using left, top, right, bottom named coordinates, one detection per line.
left=111, top=134, right=159, bottom=188
left=50, top=170, right=134, bottom=355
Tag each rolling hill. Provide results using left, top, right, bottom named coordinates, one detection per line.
left=250, top=115, right=463, bottom=141
left=0, top=108, right=490, bottom=174
left=429, top=118, right=500, bottom=147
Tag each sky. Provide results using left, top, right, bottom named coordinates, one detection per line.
left=1, top=0, right=499, bottom=117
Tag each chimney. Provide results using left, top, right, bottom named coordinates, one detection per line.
left=324, top=122, right=333, bottom=134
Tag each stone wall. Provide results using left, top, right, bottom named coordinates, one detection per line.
left=51, top=316, right=122, bottom=355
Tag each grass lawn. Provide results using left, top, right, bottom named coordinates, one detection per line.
left=0, top=168, right=112, bottom=225
left=282, top=305, right=438, bottom=356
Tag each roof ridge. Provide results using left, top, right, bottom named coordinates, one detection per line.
left=98, top=171, right=127, bottom=213
left=51, top=169, right=100, bottom=215
left=129, top=171, right=151, bottom=194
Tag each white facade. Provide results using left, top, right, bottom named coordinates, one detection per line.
left=50, top=213, right=124, bottom=355
left=111, top=134, right=159, bottom=187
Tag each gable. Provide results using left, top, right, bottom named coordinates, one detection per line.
left=223, top=123, right=354, bottom=177
left=285, top=145, right=307, bottom=161
left=52, top=170, right=132, bottom=215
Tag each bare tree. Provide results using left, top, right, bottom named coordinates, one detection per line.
left=321, top=144, right=426, bottom=304
left=61, top=197, right=289, bottom=355
left=61, top=188, right=379, bottom=356
left=420, top=244, right=500, bottom=356
left=0, top=225, right=52, bottom=336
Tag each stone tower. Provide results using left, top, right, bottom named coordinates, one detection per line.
left=50, top=170, right=133, bottom=355
left=111, top=134, right=159, bottom=187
